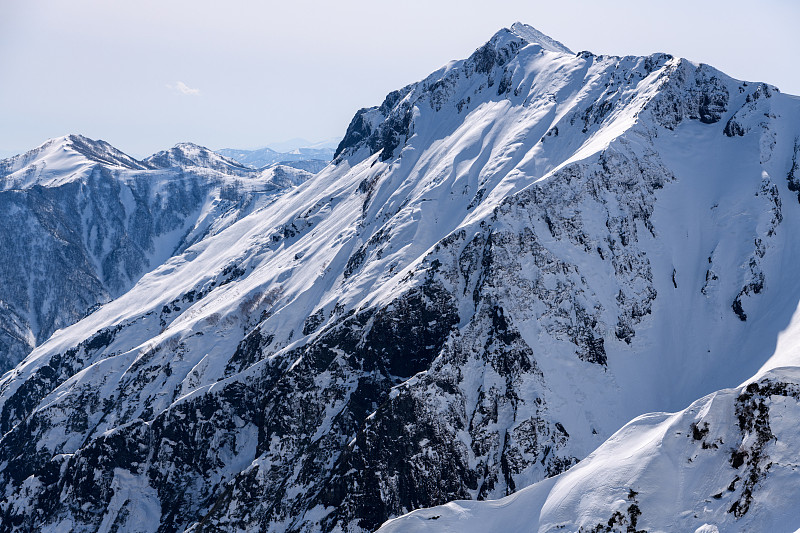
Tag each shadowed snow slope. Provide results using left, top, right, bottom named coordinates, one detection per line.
left=1, top=23, right=800, bottom=533
left=379, top=357, right=800, bottom=532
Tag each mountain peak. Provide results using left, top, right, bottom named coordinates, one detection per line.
left=145, top=142, right=254, bottom=175
left=334, top=23, right=575, bottom=162
left=0, top=134, right=147, bottom=187
left=62, top=134, right=147, bottom=170
left=507, top=22, right=572, bottom=54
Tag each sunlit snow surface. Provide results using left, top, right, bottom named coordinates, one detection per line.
left=1, top=23, right=800, bottom=532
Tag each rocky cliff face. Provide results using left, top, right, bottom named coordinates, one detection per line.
left=0, top=24, right=799, bottom=533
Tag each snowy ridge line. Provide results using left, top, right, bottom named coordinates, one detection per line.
left=0, top=22, right=799, bottom=533
left=0, top=134, right=313, bottom=374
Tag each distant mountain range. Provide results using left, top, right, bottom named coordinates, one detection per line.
left=218, top=139, right=337, bottom=171
left=1, top=22, right=800, bottom=533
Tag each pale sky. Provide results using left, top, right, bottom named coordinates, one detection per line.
left=1, top=0, right=797, bottom=158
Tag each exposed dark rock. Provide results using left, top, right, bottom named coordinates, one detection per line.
left=787, top=138, right=800, bottom=203
left=302, top=308, right=325, bottom=336
left=579, top=489, right=646, bottom=533
left=724, top=117, right=746, bottom=137
left=725, top=380, right=800, bottom=518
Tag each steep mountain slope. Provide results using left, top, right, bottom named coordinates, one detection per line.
left=0, top=136, right=311, bottom=372
left=379, top=334, right=800, bottom=532
left=1, top=23, right=799, bottom=533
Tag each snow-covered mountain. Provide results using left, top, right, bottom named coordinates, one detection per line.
left=218, top=144, right=334, bottom=170
left=1, top=22, right=800, bottom=533
left=145, top=143, right=255, bottom=175
left=266, top=137, right=340, bottom=153
left=0, top=135, right=312, bottom=373
left=379, top=358, right=800, bottom=532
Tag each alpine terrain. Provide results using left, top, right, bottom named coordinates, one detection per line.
left=1, top=22, right=800, bottom=533
left=0, top=136, right=312, bottom=373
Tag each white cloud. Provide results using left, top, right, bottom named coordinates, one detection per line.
left=167, top=81, right=200, bottom=96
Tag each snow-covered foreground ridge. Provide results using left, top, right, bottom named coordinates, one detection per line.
left=1, top=22, right=800, bottom=532
left=379, top=364, right=800, bottom=533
